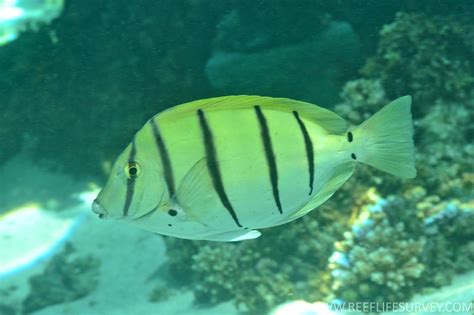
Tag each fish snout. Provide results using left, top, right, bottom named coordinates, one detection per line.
left=92, top=200, right=108, bottom=219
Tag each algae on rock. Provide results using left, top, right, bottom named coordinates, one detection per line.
left=206, top=20, right=362, bottom=105
left=362, top=12, right=474, bottom=105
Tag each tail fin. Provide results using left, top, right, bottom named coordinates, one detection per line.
left=353, top=96, right=416, bottom=178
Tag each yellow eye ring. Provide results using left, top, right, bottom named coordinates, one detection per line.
left=125, top=161, right=141, bottom=179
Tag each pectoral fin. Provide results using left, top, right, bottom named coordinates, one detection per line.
left=171, top=158, right=220, bottom=225
left=174, top=158, right=209, bottom=207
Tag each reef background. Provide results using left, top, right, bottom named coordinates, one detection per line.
left=1, top=1, right=473, bottom=314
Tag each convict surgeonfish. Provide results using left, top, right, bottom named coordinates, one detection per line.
left=92, top=95, right=416, bottom=241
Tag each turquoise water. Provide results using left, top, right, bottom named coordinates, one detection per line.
left=0, top=1, right=473, bottom=314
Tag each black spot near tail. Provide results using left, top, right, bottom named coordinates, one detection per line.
left=347, top=131, right=353, bottom=142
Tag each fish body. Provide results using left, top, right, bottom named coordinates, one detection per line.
left=92, top=95, right=416, bottom=241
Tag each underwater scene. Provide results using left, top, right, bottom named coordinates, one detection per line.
left=0, top=0, right=473, bottom=314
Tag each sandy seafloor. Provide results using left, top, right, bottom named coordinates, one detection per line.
left=6, top=219, right=238, bottom=315
left=1, top=199, right=239, bottom=315
left=0, top=156, right=473, bottom=315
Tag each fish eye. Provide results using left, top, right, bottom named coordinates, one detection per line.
left=125, top=161, right=141, bottom=179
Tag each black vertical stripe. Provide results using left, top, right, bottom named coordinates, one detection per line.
left=150, top=119, right=176, bottom=198
left=254, top=105, right=283, bottom=214
left=293, top=111, right=315, bottom=195
left=123, top=139, right=137, bottom=217
left=197, top=109, right=243, bottom=228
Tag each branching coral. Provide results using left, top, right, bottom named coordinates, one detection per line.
left=327, top=187, right=474, bottom=304
left=328, top=191, right=426, bottom=303
left=417, top=192, right=474, bottom=287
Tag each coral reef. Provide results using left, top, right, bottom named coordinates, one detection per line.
left=161, top=237, right=200, bottom=286
left=334, top=78, right=388, bottom=125
left=419, top=195, right=474, bottom=287
left=164, top=181, right=473, bottom=313
left=328, top=187, right=474, bottom=305
left=328, top=190, right=426, bottom=303
left=361, top=12, right=474, bottom=106
left=22, top=243, right=100, bottom=313
left=415, top=99, right=474, bottom=198
left=336, top=67, right=473, bottom=200
left=164, top=214, right=346, bottom=314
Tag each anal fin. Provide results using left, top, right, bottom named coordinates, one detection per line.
left=203, top=229, right=261, bottom=242
left=285, top=161, right=355, bottom=222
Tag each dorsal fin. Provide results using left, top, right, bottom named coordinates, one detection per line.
left=158, top=95, right=347, bottom=134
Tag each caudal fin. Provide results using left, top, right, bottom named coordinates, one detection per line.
left=353, top=96, right=416, bottom=178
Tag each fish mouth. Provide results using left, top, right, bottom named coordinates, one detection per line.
left=92, top=200, right=109, bottom=219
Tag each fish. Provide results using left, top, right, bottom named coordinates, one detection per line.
left=92, top=95, right=416, bottom=241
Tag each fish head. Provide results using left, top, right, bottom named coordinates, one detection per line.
left=92, top=142, right=166, bottom=221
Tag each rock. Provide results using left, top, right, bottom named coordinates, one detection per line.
left=206, top=21, right=362, bottom=105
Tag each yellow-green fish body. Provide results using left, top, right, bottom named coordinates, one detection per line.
left=92, top=95, right=416, bottom=241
